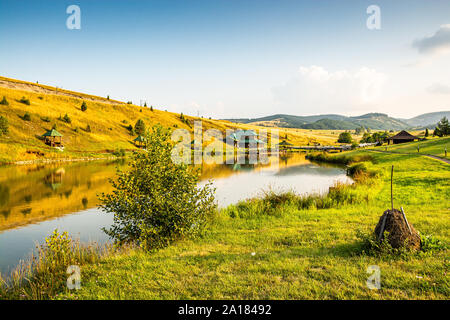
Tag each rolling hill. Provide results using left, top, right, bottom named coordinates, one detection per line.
left=0, top=76, right=340, bottom=164
left=226, top=113, right=412, bottom=130
left=400, top=111, right=450, bottom=128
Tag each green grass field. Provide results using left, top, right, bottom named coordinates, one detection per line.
left=375, top=137, right=450, bottom=159
left=38, top=141, right=446, bottom=300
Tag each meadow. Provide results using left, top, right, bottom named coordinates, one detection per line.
left=1, top=138, right=448, bottom=300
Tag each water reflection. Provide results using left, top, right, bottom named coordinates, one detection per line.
left=0, top=153, right=351, bottom=275
left=0, top=160, right=127, bottom=231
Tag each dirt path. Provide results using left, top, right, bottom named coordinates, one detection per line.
left=366, top=149, right=450, bottom=164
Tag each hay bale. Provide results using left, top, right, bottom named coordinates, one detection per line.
left=374, top=209, right=421, bottom=250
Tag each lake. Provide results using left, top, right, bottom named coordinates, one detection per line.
left=0, top=153, right=351, bottom=275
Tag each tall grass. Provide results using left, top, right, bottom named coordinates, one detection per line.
left=0, top=230, right=118, bottom=300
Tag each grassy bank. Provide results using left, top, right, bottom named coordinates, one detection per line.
left=1, top=142, right=448, bottom=300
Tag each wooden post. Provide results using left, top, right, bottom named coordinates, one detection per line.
left=400, top=207, right=412, bottom=234
left=391, top=165, right=394, bottom=211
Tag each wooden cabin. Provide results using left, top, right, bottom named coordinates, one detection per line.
left=133, top=135, right=147, bottom=148
left=42, top=129, right=63, bottom=147
left=388, top=130, right=418, bottom=145
left=225, top=130, right=263, bottom=149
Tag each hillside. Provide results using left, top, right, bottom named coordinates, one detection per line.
left=0, top=77, right=339, bottom=164
left=226, top=112, right=433, bottom=131
left=401, top=111, right=450, bottom=128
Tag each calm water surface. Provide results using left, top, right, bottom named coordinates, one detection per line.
left=0, top=154, right=351, bottom=275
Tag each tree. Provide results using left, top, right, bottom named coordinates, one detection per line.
left=134, top=119, right=146, bottom=136
left=22, top=112, right=31, bottom=121
left=355, top=127, right=364, bottom=135
left=81, top=101, right=87, bottom=112
left=0, top=116, right=8, bottom=135
left=435, top=117, right=450, bottom=137
left=337, top=131, right=353, bottom=143
left=99, top=125, right=216, bottom=250
left=150, top=106, right=154, bottom=111
left=0, top=96, right=8, bottom=106
left=63, top=113, right=71, bottom=123
left=425, top=128, right=429, bottom=137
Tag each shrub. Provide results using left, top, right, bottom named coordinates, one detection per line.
left=81, top=102, right=87, bottom=112
left=62, top=114, right=71, bottom=124
left=19, top=97, right=30, bottom=105
left=85, top=124, right=91, bottom=132
left=100, top=125, right=216, bottom=251
left=22, top=112, right=31, bottom=121
left=112, top=149, right=126, bottom=157
left=0, top=96, right=8, bottom=106
left=150, top=106, right=153, bottom=111
left=52, top=123, right=58, bottom=130
left=41, top=116, right=51, bottom=122
left=0, top=116, right=8, bottom=135
left=134, top=119, right=146, bottom=136
left=337, top=132, right=353, bottom=143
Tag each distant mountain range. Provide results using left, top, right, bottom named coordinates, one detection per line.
left=224, top=111, right=450, bottom=131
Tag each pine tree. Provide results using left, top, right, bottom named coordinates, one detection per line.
left=0, top=96, right=9, bottom=106
left=81, top=102, right=87, bottom=112
left=134, top=119, right=146, bottom=136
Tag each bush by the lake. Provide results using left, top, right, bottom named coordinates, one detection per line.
left=100, top=125, right=217, bottom=251
left=0, top=116, right=8, bottom=135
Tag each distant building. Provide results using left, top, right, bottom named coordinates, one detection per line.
left=388, top=130, right=418, bottom=145
left=225, top=130, right=263, bottom=149
left=133, top=135, right=147, bottom=148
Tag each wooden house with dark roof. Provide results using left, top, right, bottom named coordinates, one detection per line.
left=388, top=130, right=418, bottom=145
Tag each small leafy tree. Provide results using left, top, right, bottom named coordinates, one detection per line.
left=0, top=96, right=8, bottom=106
left=23, top=112, right=31, bottom=121
left=63, top=113, right=71, bottom=123
left=337, top=131, right=353, bottom=143
left=81, top=101, right=87, bottom=112
left=134, top=119, right=146, bottom=136
left=0, top=116, right=8, bottom=135
left=100, top=125, right=216, bottom=250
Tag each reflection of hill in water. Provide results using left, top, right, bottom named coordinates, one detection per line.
left=0, top=160, right=126, bottom=231
left=199, top=153, right=310, bottom=181
left=275, top=163, right=345, bottom=177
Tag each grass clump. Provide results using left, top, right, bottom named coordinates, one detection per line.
left=0, top=229, right=111, bottom=300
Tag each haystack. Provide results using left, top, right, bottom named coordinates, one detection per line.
left=374, top=209, right=421, bottom=250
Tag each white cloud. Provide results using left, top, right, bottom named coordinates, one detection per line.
left=412, top=24, right=450, bottom=55
left=427, top=83, right=450, bottom=95
left=272, top=66, right=387, bottom=114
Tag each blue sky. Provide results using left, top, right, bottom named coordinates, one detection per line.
left=1, top=0, right=450, bottom=118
